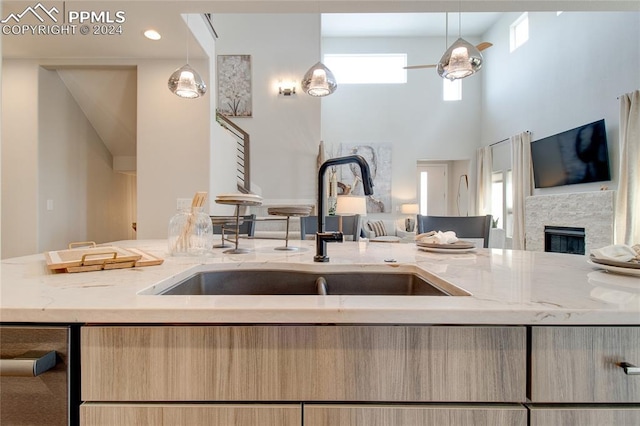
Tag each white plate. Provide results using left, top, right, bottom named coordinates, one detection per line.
left=416, top=241, right=476, bottom=250
left=587, top=260, right=640, bottom=277
left=418, top=246, right=476, bottom=254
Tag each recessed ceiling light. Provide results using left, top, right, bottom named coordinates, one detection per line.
left=144, top=29, right=161, bottom=40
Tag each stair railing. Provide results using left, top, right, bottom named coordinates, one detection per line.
left=215, top=111, right=250, bottom=194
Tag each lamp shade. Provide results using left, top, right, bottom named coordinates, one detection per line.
left=301, top=62, right=337, bottom=97
left=168, top=64, right=207, bottom=99
left=336, top=196, right=367, bottom=216
left=437, top=38, right=483, bottom=80
left=401, top=203, right=419, bottom=215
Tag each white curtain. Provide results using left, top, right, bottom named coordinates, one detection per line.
left=511, top=131, right=533, bottom=250
left=476, top=146, right=493, bottom=215
left=615, top=90, right=640, bottom=245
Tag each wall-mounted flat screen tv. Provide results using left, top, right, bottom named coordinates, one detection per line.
left=530, top=119, right=611, bottom=189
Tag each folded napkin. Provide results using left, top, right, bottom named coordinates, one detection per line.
left=590, top=244, right=639, bottom=263
left=416, top=230, right=459, bottom=245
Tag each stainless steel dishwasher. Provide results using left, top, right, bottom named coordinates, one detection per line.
left=1, top=325, right=79, bottom=425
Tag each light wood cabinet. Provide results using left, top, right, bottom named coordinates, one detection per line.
left=80, top=403, right=300, bottom=426
left=80, top=324, right=640, bottom=425
left=304, top=404, right=527, bottom=426
left=529, top=406, right=640, bottom=426
left=530, top=326, right=640, bottom=403
left=81, top=325, right=526, bottom=403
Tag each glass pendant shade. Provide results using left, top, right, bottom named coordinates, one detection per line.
left=301, top=62, right=337, bottom=97
left=168, top=64, right=207, bottom=99
left=437, top=38, right=483, bottom=81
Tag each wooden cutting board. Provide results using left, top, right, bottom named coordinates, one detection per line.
left=45, top=244, right=163, bottom=273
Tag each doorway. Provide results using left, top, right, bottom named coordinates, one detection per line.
left=417, top=163, right=448, bottom=216
left=37, top=67, right=137, bottom=251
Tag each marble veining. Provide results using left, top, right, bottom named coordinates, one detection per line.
left=0, top=239, right=638, bottom=325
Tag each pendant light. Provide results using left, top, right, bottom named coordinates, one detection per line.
left=437, top=7, right=483, bottom=81
left=301, top=14, right=337, bottom=97
left=168, top=14, right=207, bottom=99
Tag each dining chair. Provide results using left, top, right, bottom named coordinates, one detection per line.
left=300, top=215, right=361, bottom=241
left=416, top=215, right=493, bottom=248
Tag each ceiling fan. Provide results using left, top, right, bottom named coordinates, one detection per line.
left=404, top=11, right=492, bottom=79
left=404, top=42, right=493, bottom=70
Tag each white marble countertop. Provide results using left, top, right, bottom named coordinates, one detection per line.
left=1, top=239, right=638, bottom=325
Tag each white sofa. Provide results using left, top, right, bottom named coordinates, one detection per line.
left=362, top=218, right=415, bottom=243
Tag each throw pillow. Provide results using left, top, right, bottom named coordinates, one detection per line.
left=367, top=220, right=387, bottom=237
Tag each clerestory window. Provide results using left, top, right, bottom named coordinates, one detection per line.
left=323, top=53, right=407, bottom=84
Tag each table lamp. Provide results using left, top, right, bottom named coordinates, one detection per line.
left=336, top=196, right=367, bottom=238
left=400, top=203, right=419, bottom=232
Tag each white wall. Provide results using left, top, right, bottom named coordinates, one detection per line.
left=136, top=57, right=211, bottom=239
left=212, top=14, right=321, bottom=205
left=321, top=36, right=483, bottom=214
left=2, top=61, right=138, bottom=257
left=481, top=11, right=640, bottom=195
left=2, top=56, right=212, bottom=255
left=212, top=19, right=484, bottom=214
left=38, top=68, right=135, bottom=252
left=1, top=60, right=39, bottom=258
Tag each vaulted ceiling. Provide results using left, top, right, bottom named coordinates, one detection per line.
left=3, top=1, right=637, bottom=165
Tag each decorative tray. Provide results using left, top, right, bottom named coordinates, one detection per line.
left=45, top=242, right=163, bottom=273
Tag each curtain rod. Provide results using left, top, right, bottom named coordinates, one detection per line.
left=489, top=130, right=532, bottom=147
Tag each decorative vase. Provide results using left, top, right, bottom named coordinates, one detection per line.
left=168, top=207, right=214, bottom=256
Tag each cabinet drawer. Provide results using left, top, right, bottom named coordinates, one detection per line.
left=531, top=327, right=640, bottom=402
left=81, top=325, right=526, bottom=402
left=304, top=404, right=527, bottom=426
left=530, top=406, right=640, bottom=426
left=81, top=403, right=300, bottom=426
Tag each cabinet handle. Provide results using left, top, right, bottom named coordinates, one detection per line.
left=0, top=351, right=57, bottom=377
left=619, top=362, right=640, bottom=375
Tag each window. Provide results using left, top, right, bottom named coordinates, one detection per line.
left=509, top=12, right=529, bottom=52
left=323, top=54, right=407, bottom=84
left=443, top=79, right=462, bottom=101
left=491, top=170, right=514, bottom=237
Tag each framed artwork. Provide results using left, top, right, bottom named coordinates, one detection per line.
left=217, top=55, right=252, bottom=117
left=338, top=143, right=392, bottom=213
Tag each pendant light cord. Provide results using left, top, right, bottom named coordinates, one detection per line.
left=458, top=0, right=462, bottom=38
left=445, top=12, right=448, bottom=47
left=186, top=14, right=190, bottom=64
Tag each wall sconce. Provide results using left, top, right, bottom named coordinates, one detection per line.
left=278, top=81, right=296, bottom=96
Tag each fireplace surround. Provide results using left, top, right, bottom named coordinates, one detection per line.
left=525, top=191, right=614, bottom=254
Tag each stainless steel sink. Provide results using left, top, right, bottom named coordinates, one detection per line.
left=157, top=270, right=462, bottom=296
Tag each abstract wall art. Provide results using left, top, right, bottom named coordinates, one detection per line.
left=217, top=55, right=252, bottom=117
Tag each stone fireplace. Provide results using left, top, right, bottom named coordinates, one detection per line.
left=525, top=191, right=614, bottom=254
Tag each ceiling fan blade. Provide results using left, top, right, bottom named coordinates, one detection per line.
left=476, top=42, right=493, bottom=51
left=404, top=64, right=437, bottom=70
left=404, top=42, right=492, bottom=70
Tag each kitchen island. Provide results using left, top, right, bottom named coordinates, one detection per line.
left=1, top=239, right=638, bottom=324
left=2, top=240, right=639, bottom=426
